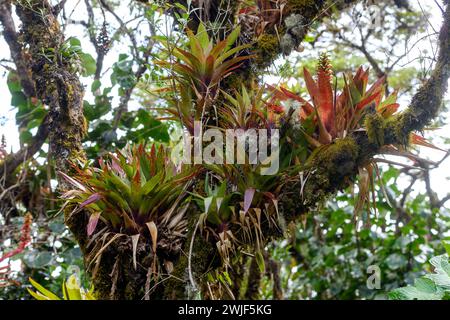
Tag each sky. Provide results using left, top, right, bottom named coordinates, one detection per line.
left=0, top=0, right=449, bottom=199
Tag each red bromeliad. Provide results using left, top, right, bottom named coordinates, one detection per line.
left=0, top=213, right=32, bottom=287
left=269, top=53, right=439, bottom=152
left=0, top=213, right=32, bottom=264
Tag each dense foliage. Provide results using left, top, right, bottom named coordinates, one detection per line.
left=1, top=0, right=449, bottom=300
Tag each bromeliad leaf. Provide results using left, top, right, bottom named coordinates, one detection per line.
left=62, top=143, right=196, bottom=238
left=80, top=192, right=102, bottom=208
left=131, top=234, right=140, bottom=270
left=244, top=188, right=255, bottom=213
left=87, top=212, right=101, bottom=236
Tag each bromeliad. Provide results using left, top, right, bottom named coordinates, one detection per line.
left=157, top=23, right=253, bottom=132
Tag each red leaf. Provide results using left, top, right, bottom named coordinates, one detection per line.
left=410, top=134, right=446, bottom=152
left=379, top=103, right=400, bottom=117
left=266, top=85, right=314, bottom=116
left=353, top=67, right=369, bottom=93
left=303, top=67, right=319, bottom=103
left=355, top=90, right=382, bottom=110
left=366, top=75, right=386, bottom=96
left=58, top=172, right=86, bottom=192
left=317, top=67, right=334, bottom=131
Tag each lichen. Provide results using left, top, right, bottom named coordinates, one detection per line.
left=280, top=13, right=307, bottom=55
left=280, top=33, right=296, bottom=55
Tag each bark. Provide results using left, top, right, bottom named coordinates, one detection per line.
left=0, top=0, right=36, bottom=98
left=13, top=0, right=88, bottom=246
left=0, top=116, right=49, bottom=185
left=0, top=0, right=44, bottom=186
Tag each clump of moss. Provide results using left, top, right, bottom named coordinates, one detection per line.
left=385, top=115, right=410, bottom=146
left=253, top=34, right=280, bottom=68
left=280, top=137, right=360, bottom=214
left=222, top=71, right=254, bottom=92
left=365, top=113, right=386, bottom=146
left=313, top=138, right=359, bottom=176
left=288, top=0, right=316, bottom=11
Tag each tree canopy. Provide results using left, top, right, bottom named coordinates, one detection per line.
left=1, top=0, right=450, bottom=301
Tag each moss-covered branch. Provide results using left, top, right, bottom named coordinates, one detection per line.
left=0, top=1, right=36, bottom=97
left=280, top=3, right=450, bottom=226
left=14, top=0, right=88, bottom=246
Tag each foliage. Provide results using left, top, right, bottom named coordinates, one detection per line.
left=0, top=0, right=448, bottom=301
left=389, top=242, right=450, bottom=300
left=60, top=144, right=195, bottom=237
left=259, top=167, right=450, bottom=300
left=271, top=53, right=399, bottom=147
left=28, top=275, right=95, bottom=300
left=157, top=23, right=252, bottom=132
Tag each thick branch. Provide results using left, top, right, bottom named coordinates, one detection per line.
left=0, top=116, right=49, bottom=184
left=280, top=4, right=450, bottom=227
left=0, top=0, right=36, bottom=97
left=15, top=0, right=87, bottom=176
left=14, top=0, right=88, bottom=248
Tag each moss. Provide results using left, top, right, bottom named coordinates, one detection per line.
left=244, top=257, right=262, bottom=300
left=253, top=34, right=280, bottom=68
left=303, top=138, right=359, bottom=205
left=384, top=115, right=411, bottom=147
left=288, top=0, right=316, bottom=11
left=222, top=72, right=253, bottom=92
left=162, top=213, right=215, bottom=299
left=279, top=137, right=360, bottom=218
left=365, top=113, right=385, bottom=147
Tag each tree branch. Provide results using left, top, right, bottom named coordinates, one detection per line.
left=0, top=0, right=36, bottom=97
left=278, top=3, right=450, bottom=233
left=0, top=115, right=49, bottom=185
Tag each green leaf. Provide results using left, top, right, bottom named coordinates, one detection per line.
left=386, top=253, right=407, bottom=270
left=27, top=288, right=52, bottom=300
left=91, top=79, right=101, bottom=92
left=443, top=240, right=450, bottom=256
left=29, top=278, right=61, bottom=300
left=23, top=250, right=53, bottom=268
left=389, top=285, right=443, bottom=300
left=19, top=131, right=33, bottom=145
left=64, top=275, right=83, bottom=300
left=255, top=251, right=265, bottom=274
left=11, top=91, right=27, bottom=107
left=142, top=172, right=163, bottom=195
left=196, top=22, right=210, bottom=49
left=80, top=53, right=96, bottom=77
left=414, top=278, right=437, bottom=293
left=7, top=72, right=22, bottom=93
left=68, top=37, right=82, bottom=47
